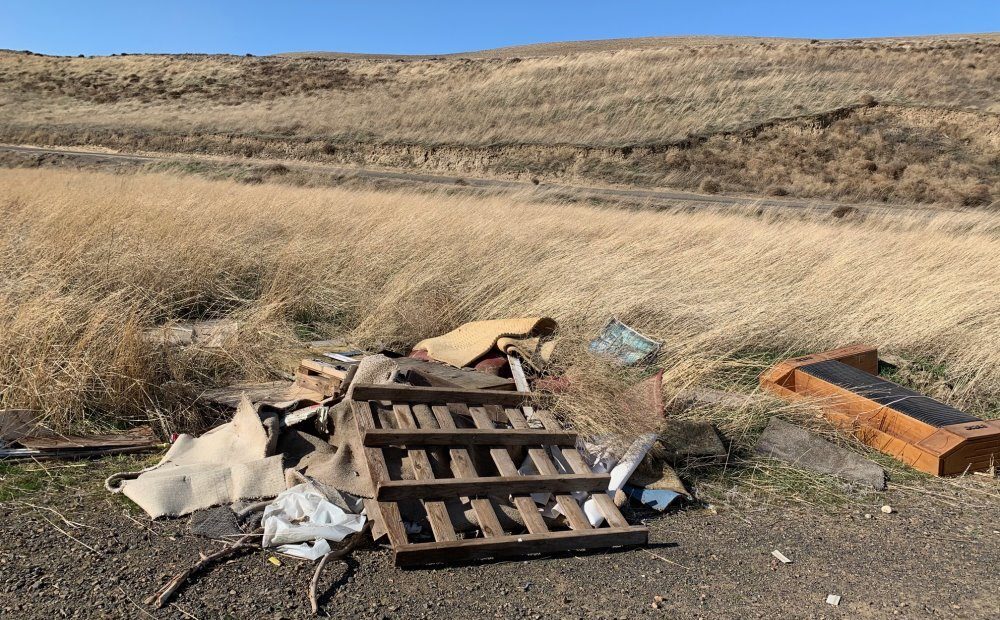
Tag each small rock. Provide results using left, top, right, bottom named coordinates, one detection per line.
left=864, top=513, right=873, bottom=519
left=881, top=505, right=893, bottom=514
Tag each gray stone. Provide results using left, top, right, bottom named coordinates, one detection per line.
left=755, top=417, right=886, bottom=490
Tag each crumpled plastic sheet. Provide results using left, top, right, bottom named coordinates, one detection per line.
left=262, top=482, right=366, bottom=560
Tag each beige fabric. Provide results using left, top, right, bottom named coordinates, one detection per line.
left=106, top=396, right=285, bottom=518
left=286, top=354, right=399, bottom=499
left=414, top=317, right=557, bottom=368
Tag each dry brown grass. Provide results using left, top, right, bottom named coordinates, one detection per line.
left=2, top=37, right=996, bottom=145
left=5, top=36, right=999, bottom=143
left=2, top=35, right=996, bottom=207
left=2, top=168, right=998, bottom=443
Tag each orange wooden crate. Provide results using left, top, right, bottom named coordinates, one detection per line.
left=761, top=345, right=1000, bottom=476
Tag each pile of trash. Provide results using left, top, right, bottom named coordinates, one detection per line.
left=92, top=316, right=730, bottom=608
left=11, top=314, right=960, bottom=611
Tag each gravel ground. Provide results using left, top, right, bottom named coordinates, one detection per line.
left=1, top=460, right=997, bottom=619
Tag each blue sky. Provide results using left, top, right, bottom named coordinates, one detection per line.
left=3, top=1, right=998, bottom=56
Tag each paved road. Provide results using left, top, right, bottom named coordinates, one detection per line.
left=0, top=143, right=937, bottom=215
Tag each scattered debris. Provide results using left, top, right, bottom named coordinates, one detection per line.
left=771, top=549, right=792, bottom=564
left=826, top=594, right=842, bottom=606
left=588, top=317, right=661, bottom=366
left=761, top=345, right=1000, bottom=476
left=261, top=482, right=366, bottom=560
left=0, top=419, right=162, bottom=461
left=583, top=432, right=658, bottom=526
left=755, top=417, right=887, bottom=491
left=620, top=485, right=683, bottom=511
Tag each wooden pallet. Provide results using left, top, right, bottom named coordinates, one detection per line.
left=351, top=383, right=648, bottom=566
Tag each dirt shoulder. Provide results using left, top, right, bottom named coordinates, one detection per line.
left=0, top=458, right=996, bottom=619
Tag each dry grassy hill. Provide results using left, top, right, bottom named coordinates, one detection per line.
left=1, top=35, right=998, bottom=206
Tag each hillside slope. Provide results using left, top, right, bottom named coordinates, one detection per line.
left=1, top=35, right=997, bottom=206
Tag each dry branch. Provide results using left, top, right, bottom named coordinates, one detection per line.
left=145, top=529, right=261, bottom=609
left=309, top=522, right=373, bottom=615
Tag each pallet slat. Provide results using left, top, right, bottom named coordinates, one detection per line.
left=392, top=404, right=458, bottom=542
left=467, top=405, right=549, bottom=535
left=394, top=527, right=649, bottom=566
left=377, top=473, right=611, bottom=501
left=352, top=383, right=532, bottom=407
left=428, top=404, right=506, bottom=538
left=363, top=428, right=576, bottom=447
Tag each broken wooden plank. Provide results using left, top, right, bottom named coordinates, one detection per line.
left=363, top=428, right=576, bottom=448
left=377, top=473, right=610, bottom=502
left=394, top=356, right=515, bottom=391
left=352, top=384, right=531, bottom=407
left=394, top=527, right=648, bottom=566
left=294, top=369, right=340, bottom=398
left=18, top=425, right=159, bottom=451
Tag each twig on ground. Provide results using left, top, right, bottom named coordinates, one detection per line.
left=641, top=547, right=690, bottom=570
left=119, top=586, right=156, bottom=619
left=309, top=522, right=373, bottom=615
left=18, top=500, right=97, bottom=529
left=170, top=603, right=202, bottom=620
left=41, top=516, right=98, bottom=554
left=145, top=529, right=261, bottom=609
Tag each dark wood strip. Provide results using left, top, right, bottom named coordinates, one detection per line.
left=394, top=527, right=649, bottom=567
left=351, top=383, right=532, bottom=407
left=377, top=473, right=611, bottom=502
left=350, top=400, right=410, bottom=549
left=363, top=428, right=576, bottom=447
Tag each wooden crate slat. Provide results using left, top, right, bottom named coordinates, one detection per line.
left=352, top=383, right=531, bottom=407
left=394, top=527, right=649, bottom=567
left=503, top=406, right=593, bottom=530
left=377, top=473, right=611, bottom=502
left=363, top=428, right=577, bottom=447
left=530, top=408, right=632, bottom=529
left=350, top=400, right=410, bottom=549
left=427, top=404, right=505, bottom=538
left=392, top=404, right=457, bottom=542
left=466, top=404, right=549, bottom=535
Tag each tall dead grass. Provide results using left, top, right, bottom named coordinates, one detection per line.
left=1, top=169, right=999, bottom=439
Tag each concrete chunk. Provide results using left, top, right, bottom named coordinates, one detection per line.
left=755, top=417, right=886, bottom=490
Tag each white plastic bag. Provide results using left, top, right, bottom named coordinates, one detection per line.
left=262, top=482, right=366, bottom=560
